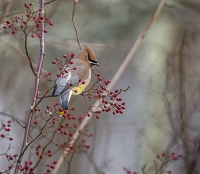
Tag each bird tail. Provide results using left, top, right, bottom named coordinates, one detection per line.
left=60, top=91, right=72, bottom=111
left=52, top=85, right=57, bottom=96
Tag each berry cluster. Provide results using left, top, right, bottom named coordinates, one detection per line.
left=3, top=3, right=53, bottom=37
left=18, top=161, right=34, bottom=174
left=156, top=152, right=182, bottom=162
left=123, top=152, right=182, bottom=174
left=123, top=167, right=137, bottom=174
left=0, top=120, right=13, bottom=141
left=51, top=53, right=128, bottom=119
left=0, top=120, right=20, bottom=173
left=52, top=53, right=75, bottom=78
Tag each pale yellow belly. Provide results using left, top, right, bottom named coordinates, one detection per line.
left=72, top=71, right=91, bottom=95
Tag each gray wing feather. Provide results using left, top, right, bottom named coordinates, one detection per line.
left=56, top=61, right=89, bottom=96
left=55, top=59, right=90, bottom=110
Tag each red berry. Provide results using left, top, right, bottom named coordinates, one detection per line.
left=34, top=120, right=38, bottom=124
left=46, top=105, right=51, bottom=109
left=71, top=53, right=75, bottom=58
left=30, top=167, right=34, bottom=171
left=5, top=128, right=10, bottom=131
left=31, top=33, right=34, bottom=38
left=49, top=21, right=53, bottom=26
left=63, top=54, right=67, bottom=58
left=12, top=30, right=15, bottom=35
left=0, top=134, right=5, bottom=138
left=8, top=165, right=12, bottom=169
left=9, top=137, right=13, bottom=141
left=43, top=30, right=47, bottom=33
left=26, top=14, right=30, bottom=17
left=57, top=74, right=61, bottom=78
left=53, top=161, right=57, bottom=164
left=3, top=26, right=7, bottom=29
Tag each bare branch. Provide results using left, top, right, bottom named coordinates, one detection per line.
left=53, top=0, right=166, bottom=173
left=44, top=0, right=56, bottom=5
left=14, top=0, right=46, bottom=173
left=72, top=0, right=82, bottom=50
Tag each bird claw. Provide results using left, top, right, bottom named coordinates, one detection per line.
left=81, top=90, right=88, bottom=96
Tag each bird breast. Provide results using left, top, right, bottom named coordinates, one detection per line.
left=72, top=69, right=91, bottom=95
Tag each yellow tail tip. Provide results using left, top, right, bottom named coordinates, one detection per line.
left=60, top=110, right=68, bottom=115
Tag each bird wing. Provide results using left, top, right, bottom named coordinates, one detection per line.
left=56, top=59, right=90, bottom=96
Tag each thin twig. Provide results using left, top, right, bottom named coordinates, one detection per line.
left=14, top=0, right=45, bottom=173
left=0, top=0, right=13, bottom=23
left=53, top=0, right=166, bottom=173
left=0, top=37, right=49, bottom=77
left=44, top=0, right=56, bottom=5
left=0, top=111, right=25, bottom=123
left=72, top=0, right=82, bottom=50
left=37, top=94, right=58, bottom=98
left=24, top=32, right=37, bottom=75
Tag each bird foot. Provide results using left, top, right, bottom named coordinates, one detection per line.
left=80, top=90, right=88, bottom=96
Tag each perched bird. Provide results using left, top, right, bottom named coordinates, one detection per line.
left=52, top=45, right=100, bottom=111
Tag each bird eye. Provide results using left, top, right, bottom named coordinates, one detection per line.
left=88, top=54, right=99, bottom=66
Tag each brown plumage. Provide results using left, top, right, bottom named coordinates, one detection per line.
left=74, top=45, right=98, bottom=67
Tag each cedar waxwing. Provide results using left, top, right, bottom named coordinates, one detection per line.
left=52, top=45, right=100, bottom=111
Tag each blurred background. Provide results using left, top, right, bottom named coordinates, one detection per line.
left=1, top=0, right=200, bottom=173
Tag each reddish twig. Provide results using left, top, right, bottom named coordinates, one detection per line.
left=14, top=0, right=45, bottom=173
left=53, top=0, right=166, bottom=173
left=72, top=0, right=82, bottom=50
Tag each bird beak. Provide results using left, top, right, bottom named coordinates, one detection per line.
left=96, top=62, right=100, bottom=66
